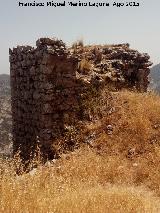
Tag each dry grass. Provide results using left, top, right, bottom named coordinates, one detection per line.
left=1, top=90, right=160, bottom=212
left=0, top=150, right=159, bottom=213
left=78, top=58, right=92, bottom=74
left=1, top=148, right=160, bottom=213
left=72, top=39, right=84, bottom=49
left=84, top=90, right=160, bottom=192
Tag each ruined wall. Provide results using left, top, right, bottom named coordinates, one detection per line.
left=10, top=38, right=79, bottom=161
left=9, top=38, right=152, bottom=162
left=71, top=43, right=152, bottom=92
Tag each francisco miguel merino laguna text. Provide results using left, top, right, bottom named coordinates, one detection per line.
left=18, top=1, right=140, bottom=7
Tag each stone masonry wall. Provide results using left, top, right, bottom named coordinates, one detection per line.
left=9, top=38, right=152, bottom=163
left=10, top=38, right=79, bottom=161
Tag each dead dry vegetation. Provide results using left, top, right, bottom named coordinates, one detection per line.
left=1, top=90, right=160, bottom=213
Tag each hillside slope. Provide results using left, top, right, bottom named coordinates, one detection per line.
left=1, top=90, right=160, bottom=212
left=0, top=74, right=10, bottom=96
left=0, top=96, right=12, bottom=156
left=0, top=74, right=12, bottom=156
left=150, top=63, right=160, bottom=93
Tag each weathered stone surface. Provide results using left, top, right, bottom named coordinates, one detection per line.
left=70, top=43, right=152, bottom=91
left=10, top=37, right=152, bottom=163
left=10, top=38, right=79, bottom=162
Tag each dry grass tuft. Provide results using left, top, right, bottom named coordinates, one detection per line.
left=78, top=58, right=92, bottom=74
left=72, top=39, right=84, bottom=49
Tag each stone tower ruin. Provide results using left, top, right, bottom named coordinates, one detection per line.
left=9, top=38, right=152, bottom=163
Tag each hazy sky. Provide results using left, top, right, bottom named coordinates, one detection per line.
left=0, top=0, right=160, bottom=74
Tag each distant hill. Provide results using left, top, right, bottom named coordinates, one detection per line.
left=0, top=74, right=12, bottom=157
left=150, top=64, right=160, bottom=93
left=0, top=95, right=12, bottom=157
left=0, top=74, right=10, bottom=96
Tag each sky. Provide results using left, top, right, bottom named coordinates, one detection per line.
left=0, top=0, right=160, bottom=74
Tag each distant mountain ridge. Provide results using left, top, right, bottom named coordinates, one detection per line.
left=0, top=74, right=12, bottom=157
left=0, top=74, right=10, bottom=96
left=150, top=63, right=160, bottom=93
